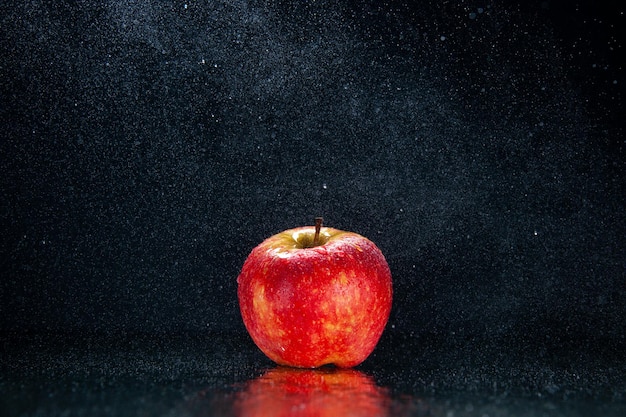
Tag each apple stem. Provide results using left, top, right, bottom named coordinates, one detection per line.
left=313, top=217, right=323, bottom=246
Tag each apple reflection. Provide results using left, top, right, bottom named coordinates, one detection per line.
left=234, top=367, right=391, bottom=417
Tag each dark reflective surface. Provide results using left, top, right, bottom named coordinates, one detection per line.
left=2, top=332, right=625, bottom=417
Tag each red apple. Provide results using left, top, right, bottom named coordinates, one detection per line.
left=237, top=218, right=393, bottom=368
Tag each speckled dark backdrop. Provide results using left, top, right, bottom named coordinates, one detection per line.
left=1, top=0, right=624, bottom=359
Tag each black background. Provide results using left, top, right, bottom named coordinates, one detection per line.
left=1, top=0, right=624, bottom=365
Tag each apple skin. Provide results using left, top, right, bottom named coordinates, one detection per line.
left=237, top=225, right=392, bottom=368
